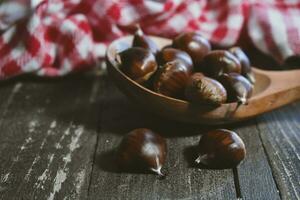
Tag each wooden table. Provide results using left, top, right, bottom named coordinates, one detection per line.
left=0, top=70, right=299, bottom=200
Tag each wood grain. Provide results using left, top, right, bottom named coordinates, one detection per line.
left=232, top=121, right=280, bottom=200
left=256, top=102, right=300, bottom=200
left=88, top=77, right=237, bottom=200
left=0, top=71, right=298, bottom=200
left=0, top=74, right=102, bottom=200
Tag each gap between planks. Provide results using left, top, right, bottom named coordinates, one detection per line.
left=255, top=118, right=282, bottom=199
left=86, top=78, right=106, bottom=196
left=232, top=167, right=242, bottom=199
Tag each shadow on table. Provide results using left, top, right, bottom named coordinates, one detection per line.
left=98, top=94, right=210, bottom=137
left=100, top=97, right=257, bottom=138
left=99, top=77, right=258, bottom=137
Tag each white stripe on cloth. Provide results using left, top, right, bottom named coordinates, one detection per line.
left=168, top=15, right=188, bottom=32
left=287, top=8, right=300, bottom=54
left=144, top=0, right=164, bottom=14
left=248, top=9, right=269, bottom=55
left=23, top=59, right=40, bottom=72
left=267, top=8, right=293, bottom=59
left=221, top=14, right=244, bottom=45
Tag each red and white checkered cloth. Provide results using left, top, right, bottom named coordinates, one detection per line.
left=0, top=0, right=300, bottom=79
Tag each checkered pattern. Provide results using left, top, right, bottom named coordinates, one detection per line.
left=0, top=0, right=299, bottom=79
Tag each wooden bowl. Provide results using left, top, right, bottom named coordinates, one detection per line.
left=106, top=36, right=300, bottom=125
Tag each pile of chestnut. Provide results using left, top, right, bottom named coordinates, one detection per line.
left=114, top=27, right=249, bottom=177
left=117, top=27, right=255, bottom=105
left=115, top=128, right=246, bottom=178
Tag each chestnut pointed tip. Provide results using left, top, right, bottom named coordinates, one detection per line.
left=135, top=26, right=143, bottom=36
left=237, top=96, right=248, bottom=105
left=115, top=54, right=122, bottom=65
left=150, top=166, right=166, bottom=179
left=195, top=156, right=201, bottom=164
left=195, top=154, right=208, bottom=165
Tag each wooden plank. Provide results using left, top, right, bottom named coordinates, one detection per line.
left=88, top=78, right=237, bottom=200
left=0, top=82, right=23, bottom=123
left=256, top=102, right=300, bottom=200
left=231, top=121, right=280, bottom=200
left=0, top=82, right=22, bottom=169
left=0, top=73, right=103, bottom=200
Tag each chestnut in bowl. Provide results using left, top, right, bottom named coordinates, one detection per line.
left=218, top=73, right=253, bottom=105
left=185, top=73, right=227, bottom=105
left=132, top=26, right=159, bottom=55
left=201, top=50, right=241, bottom=78
left=172, top=32, right=211, bottom=67
left=229, top=47, right=255, bottom=84
left=117, top=47, right=158, bottom=84
left=156, top=48, right=193, bottom=72
left=153, top=60, right=191, bottom=98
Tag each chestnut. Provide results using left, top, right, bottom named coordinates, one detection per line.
left=185, top=73, right=227, bottom=105
left=132, top=26, right=159, bottom=55
left=218, top=73, right=253, bottom=105
left=115, top=128, right=167, bottom=177
left=156, top=48, right=193, bottom=72
left=172, top=32, right=211, bottom=67
left=117, top=47, right=158, bottom=84
left=229, top=47, right=255, bottom=84
left=201, top=50, right=242, bottom=77
left=153, top=60, right=191, bottom=98
left=195, top=129, right=246, bottom=168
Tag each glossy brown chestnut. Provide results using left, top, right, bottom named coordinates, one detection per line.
left=117, top=47, right=158, bottom=84
left=201, top=50, right=242, bottom=77
left=132, top=26, right=159, bottom=54
left=229, top=47, right=255, bottom=84
left=185, top=73, right=227, bottom=105
left=115, top=128, right=167, bottom=177
left=153, top=60, right=191, bottom=98
left=218, top=73, right=253, bottom=105
left=156, top=48, right=193, bottom=72
left=172, top=32, right=211, bottom=67
left=195, top=129, right=246, bottom=168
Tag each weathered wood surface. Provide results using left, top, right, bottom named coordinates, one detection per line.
left=257, top=103, right=300, bottom=200
left=232, top=121, right=280, bottom=200
left=0, top=73, right=299, bottom=200
left=0, top=74, right=102, bottom=200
